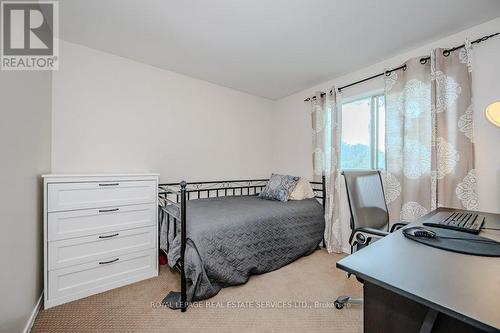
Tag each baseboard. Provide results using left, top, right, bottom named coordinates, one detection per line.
left=22, top=292, right=43, bottom=333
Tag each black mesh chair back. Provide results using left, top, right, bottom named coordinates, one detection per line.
left=335, top=170, right=406, bottom=310
left=342, top=170, right=389, bottom=231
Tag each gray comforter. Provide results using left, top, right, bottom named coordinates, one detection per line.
left=160, top=195, right=324, bottom=303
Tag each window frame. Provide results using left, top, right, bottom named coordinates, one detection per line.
left=339, top=93, right=385, bottom=170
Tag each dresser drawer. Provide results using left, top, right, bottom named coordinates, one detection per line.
left=47, top=180, right=156, bottom=212
left=48, top=226, right=156, bottom=270
left=48, top=249, right=156, bottom=302
left=47, top=203, right=156, bottom=241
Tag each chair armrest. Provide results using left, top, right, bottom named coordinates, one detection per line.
left=354, top=227, right=390, bottom=238
left=349, top=227, right=390, bottom=245
left=390, top=222, right=408, bottom=233
left=348, top=227, right=390, bottom=252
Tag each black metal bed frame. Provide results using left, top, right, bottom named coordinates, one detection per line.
left=158, top=176, right=326, bottom=312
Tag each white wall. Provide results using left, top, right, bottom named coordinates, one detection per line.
left=0, top=71, right=52, bottom=332
left=52, top=41, right=275, bottom=182
left=272, top=18, right=500, bottom=251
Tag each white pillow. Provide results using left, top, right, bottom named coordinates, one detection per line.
left=289, top=178, right=315, bottom=200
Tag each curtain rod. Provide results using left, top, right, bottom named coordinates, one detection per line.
left=304, top=32, right=499, bottom=102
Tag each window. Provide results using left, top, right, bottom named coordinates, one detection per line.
left=340, top=94, right=385, bottom=170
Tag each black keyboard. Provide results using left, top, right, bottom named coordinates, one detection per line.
left=423, top=212, right=485, bottom=234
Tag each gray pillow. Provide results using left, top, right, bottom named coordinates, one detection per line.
left=258, top=174, right=300, bottom=202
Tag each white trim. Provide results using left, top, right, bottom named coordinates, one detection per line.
left=42, top=173, right=159, bottom=178
left=340, top=88, right=384, bottom=104
left=23, top=292, right=43, bottom=333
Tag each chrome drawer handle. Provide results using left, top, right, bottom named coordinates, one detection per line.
left=99, top=258, right=119, bottom=265
left=98, top=208, right=119, bottom=213
left=99, top=183, right=119, bottom=186
left=98, top=233, right=119, bottom=239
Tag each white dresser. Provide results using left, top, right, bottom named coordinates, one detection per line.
left=42, top=174, right=159, bottom=309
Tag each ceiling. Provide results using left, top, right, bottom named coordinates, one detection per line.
left=57, top=0, right=500, bottom=100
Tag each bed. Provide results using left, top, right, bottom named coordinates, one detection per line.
left=158, top=178, right=326, bottom=311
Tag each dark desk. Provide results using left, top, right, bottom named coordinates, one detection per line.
left=337, top=207, right=500, bottom=333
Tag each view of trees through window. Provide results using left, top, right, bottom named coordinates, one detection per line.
left=340, top=94, right=385, bottom=170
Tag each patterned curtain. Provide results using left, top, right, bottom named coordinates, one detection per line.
left=310, top=89, right=343, bottom=253
left=384, top=58, right=433, bottom=223
left=384, top=41, right=477, bottom=223
left=431, top=41, right=477, bottom=211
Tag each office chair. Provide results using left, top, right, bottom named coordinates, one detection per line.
left=334, top=170, right=406, bottom=310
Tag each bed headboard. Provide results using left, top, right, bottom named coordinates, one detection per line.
left=158, top=176, right=326, bottom=207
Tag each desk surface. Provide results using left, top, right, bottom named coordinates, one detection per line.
left=336, top=207, right=500, bottom=332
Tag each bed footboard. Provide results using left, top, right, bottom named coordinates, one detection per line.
left=158, top=182, right=187, bottom=311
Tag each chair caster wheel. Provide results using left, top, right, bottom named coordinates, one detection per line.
left=334, top=300, right=344, bottom=309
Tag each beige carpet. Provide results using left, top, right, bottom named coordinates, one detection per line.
left=32, top=250, right=362, bottom=333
